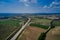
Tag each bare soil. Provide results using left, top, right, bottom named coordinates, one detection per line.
left=46, top=27, right=60, bottom=40
left=17, top=26, right=46, bottom=40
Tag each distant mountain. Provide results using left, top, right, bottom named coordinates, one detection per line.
left=0, top=13, right=22, bottom=16
left=0, top=13, right=60, bottom=16
left=28, top=13, right=60, bottom=15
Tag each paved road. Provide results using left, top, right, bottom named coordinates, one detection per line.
left=10, top=18, right=31, bottom=40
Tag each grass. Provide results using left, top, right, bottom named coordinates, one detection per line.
left=30, top=17, right=60, bottom=40
left=0, top=16, right=27, bottom=40
left=0, top=20, right=20, bottom=27
left=52, top=21, right=60, bottom=26
left=31, top=18, right=52, bottom=25
left=0, top=20, right=20, bottom=40
left=30, top=17, right=51, bottom=29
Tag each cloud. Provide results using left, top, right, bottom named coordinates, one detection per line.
left=42, top=1, right=60, bottom=8
left=19, top=0, right=31, bottom=6
left=31, top=0, right=37, bottom=3
left=49, top=1, right=60, bottom=8
left=24, top=3, right=30, bottom=6
left=24, top=0, right=29, bottom=2
left=19, top=0, right=37, bottom=3
left=19, top=0, right=30, bottom=2
left=43, top=5, right=48, bottom=8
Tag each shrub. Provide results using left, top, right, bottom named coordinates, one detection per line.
left=30, top=23, right=49, bottom=29
left=38, top=32, right=46, bottom=40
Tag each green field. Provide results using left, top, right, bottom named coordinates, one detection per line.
left=0, top=18, right=26, bottom=40
left=52, top=21, right=60, bottom=26
left=31, top=17, right=52, bottom=25
left=30, top=17, right=52, bottom=29
left=0, top=20, right=20, bottom=26
left=0, top=20, right=20, bottom=40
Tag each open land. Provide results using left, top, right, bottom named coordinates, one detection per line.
left=17, top=26, right=46, bottom=40
left=0, top=16, right=26, bottom=40
left=17, top=16, right=52, bottom=40
left=0, top=14, right=60, bottom=40
left=46, top=27, right=60, bottom=40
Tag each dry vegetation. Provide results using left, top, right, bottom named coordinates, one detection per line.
left=0, top=20, right=20, bottom=40
left=17, top=17, right=52, bottom=40
left=0, top=17, right=26, bottom=40
left=46, top=27, right=60, bottom=40
left=17, top=26, right=46, bottom=40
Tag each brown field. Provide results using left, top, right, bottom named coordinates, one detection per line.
left=17, top=26, right=46, bottom=40
left=46, top=27, right=60, bottom=40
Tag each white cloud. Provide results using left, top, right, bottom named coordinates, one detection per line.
left=31, top=0, right=37, bottom=3
left=19, top=0, right=31, bottom=6
left=19, top=0, right=37, bottom=3
left=18, top=0, right=60, bottom=8
left=48, top=1, right=60, bottom=8
left=24, top=3, right=30, bottom=6
left=19, top=0, right=30, bottom=2
left=24, top=0, right=29, bottom=2
left=43, top=5, right=48, bottom=8
left=42, top=1, right=60, bottom=8
left=18, top=0, right=37, bottom=7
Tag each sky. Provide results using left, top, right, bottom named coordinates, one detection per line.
left=0, top=0, right=60, bottom=13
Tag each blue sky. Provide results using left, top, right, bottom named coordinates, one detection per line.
left=0, top=0, right=60, bottom=13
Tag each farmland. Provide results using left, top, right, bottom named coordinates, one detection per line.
left=17, top=16, right=52, bottom=40
left=30, top=17, right=52, bottom=29
left=9, top=14, right=60, bottom=40
left=0, top=14, right=59, bottom=40
left=30, top=23, right=49, bottom=29
left=46, top=27, right=60, bottom=40
left=17, top=26, right=46, bottom=40
left=0, top=16, right=26, bottom=40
